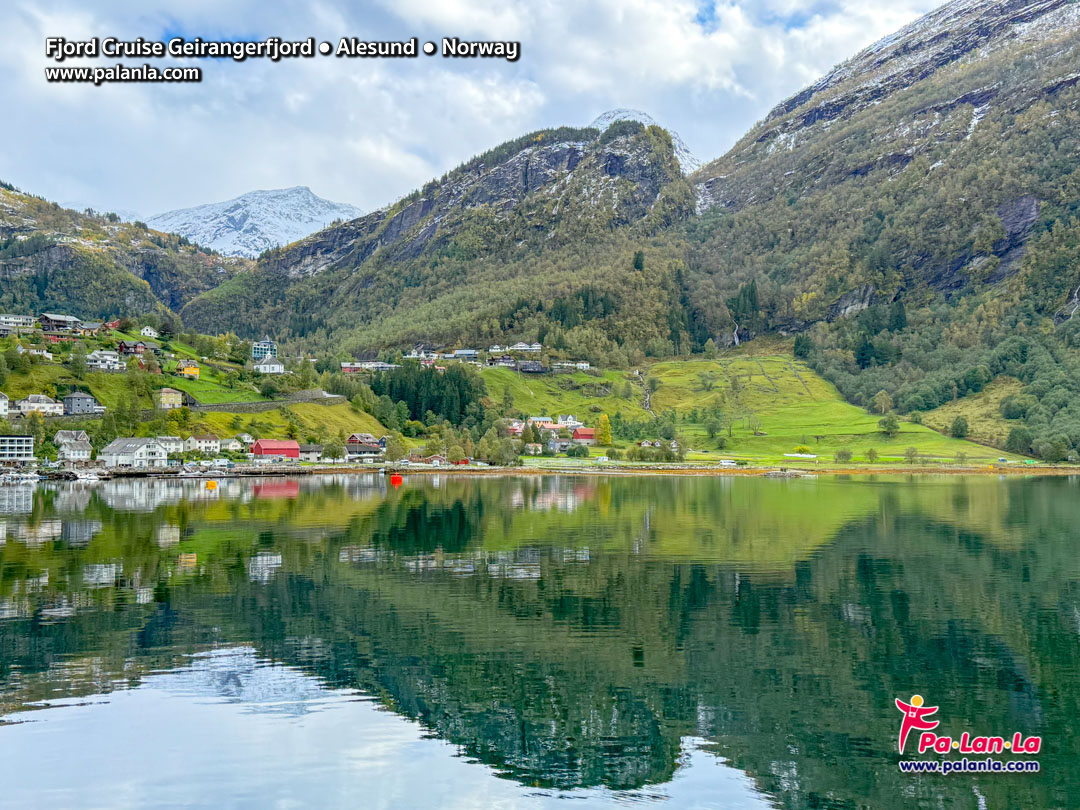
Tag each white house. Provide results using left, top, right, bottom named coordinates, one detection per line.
left=99, top=438, right=167, bottom=468
left=0, top=392, right=7, bottom=418
left=155, top=436, right=184, bottom=455
left=0, top=434, right=34, bottom=462
left=184, top=434, right=220, bottom=455
left=17, top=394, right=63, bottom=417
left=220, top=437, right=244, bottom=452
left=252, top=336, right=277, bottom=361
left=140, top=326, right=160, bottom=338
left=57, top=439, right=92, bottom=464
left=87, top=349, right=124, bottom=372
left=254, top=358, right=286, bottom=375
left=236, top=433, right=255, bottom=446
left=0, top=314, right=36, bottom=330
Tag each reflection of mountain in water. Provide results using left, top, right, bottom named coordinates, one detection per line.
left=1, top=475, right=1079, bottom=808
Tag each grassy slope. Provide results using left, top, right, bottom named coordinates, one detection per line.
left=192, top=403, right=385, bottom=442
left=922, top=377, right=1022, bottom=448
left=480, top=367, right=649, bottom=420
left=644, top=352, right=1016, bottom=463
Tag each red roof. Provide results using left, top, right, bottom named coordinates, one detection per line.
left=251, top=439, right=300, bottom=457
left=573, top=428, right=595, bottom=439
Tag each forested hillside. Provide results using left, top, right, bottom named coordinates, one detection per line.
left=0, top=182, right=247, bottom=317
left=4, top=0, right=1080, bottom=459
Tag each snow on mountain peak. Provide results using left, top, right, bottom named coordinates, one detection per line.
left=147, top=186, right=364, bottom=258
left=589, top=109, right=701, bottom=174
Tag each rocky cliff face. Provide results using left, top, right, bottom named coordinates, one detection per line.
left=694, top=0, right=1080, bottom=213
left=254, top=121, right=690, bottom=281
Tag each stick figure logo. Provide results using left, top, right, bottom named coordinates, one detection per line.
left=895, top=695, right=939, bottom=754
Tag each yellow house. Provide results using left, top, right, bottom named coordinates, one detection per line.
left=176, top=359, right=200, bottom=380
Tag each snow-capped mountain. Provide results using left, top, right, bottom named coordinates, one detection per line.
left=589, top=109, right=701, bottom=174
left=148, top=186, right=364, bottom=258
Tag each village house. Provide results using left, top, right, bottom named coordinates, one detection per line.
left=140, top=326, right=160, bottom=338
left=487, top=344, right=504, bottom=353
left=517, top=360, right=545, bottom=374
left=220, top=437, right=244, bottom=452
left=254, top=357, right=286, bottom=374
left=77, top=321, right=105, bottom=337
left=28, top=347, right=54, bottom=361
left=524, top=443, right=543, bottom=455
left=252, top=438, right=299, bottom=461
left=87, top=349, right=123, bottom=372
left=54, top=430, right=92, bottom=465
left=184, top=434, right=220, bottom=455
left=0, top=314, right=36, bottom=331
left=298, top=444, right=324, bottom=462
left=175, top=359, right=200, bottom=379
left=236, top=433, right=255, bottom=446
left=16, top=394, right=63, bottom=417
left=547, top=438, right=572, bottom=454
left=118, top=339, right=159, bottom=356
left=506, top=420, right=524, bottom=436
left=346, top=432, right=384, bottom=460
left=552, top=361, right=591, bottom=371
left=251, top=336, right=277, bottom=361
left=63, top=391, right=102, bottom=416
left=557, top=415, right=584, bottom=429
left=0, top=435, right=35, bottom=463
left=155, top=436, right=184, bottom=455
left=153, top=388, right=184, bottom=410
left=572, top=428, right=596, bottom=446
left=487, top=354, right=516, bottom=367
left=449, top=349, right=479, bottom=360
left=0, top=392, right=7, bottom=418
left=39, top=313, right=81, bottom=332
left=99, top=438, right=167, bottom=469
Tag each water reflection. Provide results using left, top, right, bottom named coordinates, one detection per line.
left=1, top=474, right=1078, bottom=809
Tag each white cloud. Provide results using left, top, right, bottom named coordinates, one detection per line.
left=0, top=0, right=940, bottom=215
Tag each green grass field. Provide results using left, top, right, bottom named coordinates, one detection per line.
left=480, top=366, right=649, bottom=421
left=922, top=377, right=1022, bottom=447
left=191, top=403, right=387, bottom=442
left=635, top=348, right=1021, bottom=464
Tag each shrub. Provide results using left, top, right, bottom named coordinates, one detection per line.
left=835, top=449, right=852, bottom=463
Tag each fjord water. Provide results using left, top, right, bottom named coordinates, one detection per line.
left=1, top=475, right=1076, bottom=809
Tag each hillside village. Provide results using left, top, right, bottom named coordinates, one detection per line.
left=0, top=310, right=635, bottom=474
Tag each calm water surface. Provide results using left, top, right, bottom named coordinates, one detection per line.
left=0, top=473, right=1077, bottom=808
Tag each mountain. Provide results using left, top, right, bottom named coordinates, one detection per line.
left=180, top=120, right=695, bottom=357
left=0, top=181, right=246, bottom=318
left=148, top=187, right=364, bottom=258
left=589, top=109, right=701, bottom=174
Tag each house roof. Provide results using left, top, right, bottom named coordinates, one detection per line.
left=101, top=438, right=163, bottom=453
left=64, top=391, right=96, bottom=400
left=573, top=428, right=595, bottom=437
left=156, top=387, right=182, bottom=395
left=55, top=430, right=90, bottom=443
left=252, top=439, right=300, bottom=450
left=62, top=440, right=93, bottom=452
left=299, top=444, right=323, bottom=452
left=189, top=434, right=218, bottom=441
left=41, top=313, right=81, bottom=322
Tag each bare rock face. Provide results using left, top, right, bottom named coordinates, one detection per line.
left=256, top=122, right=688, bottom=281
left=693, top=0, right=1080, bottom=212
left=828, top=285, right=876, bottom=321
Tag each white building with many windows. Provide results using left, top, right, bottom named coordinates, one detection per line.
left=0, top=435, right=34, bottom=463
left=99, top=438, right=167, bottom=469
left=17, top=395, right=63, bottom=417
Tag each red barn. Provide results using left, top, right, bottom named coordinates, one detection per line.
left=572, top=428, right=596, bottom=445
left=251, top=439, right=300, bottom=460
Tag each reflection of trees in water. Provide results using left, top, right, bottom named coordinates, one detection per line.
left=1, top=477, right=1080, bottom=806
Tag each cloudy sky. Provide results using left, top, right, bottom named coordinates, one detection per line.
left=1, top=0, right=940, bottom=216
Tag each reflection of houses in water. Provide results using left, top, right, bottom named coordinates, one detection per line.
left=157, top=524, right=181, bottom=547
left=253, top=480, right=300, bottom=499
left=509, top=480, right=596, bottom=513
left=0, top=485, right=34, bottom=514
left=339, top=545, right=589, bottom=583
left=20, top=519, right=62, bottom=547
left=248, top=552, right=283, bottom=584
left=61, top=520, right=103, bottom=547
left=50, top=485, right=94, bottom=513
left=83, top=563, right=122, bottom=588
left=0, top=521, right=5, bottom=545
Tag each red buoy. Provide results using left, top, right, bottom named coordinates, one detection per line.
left=390, top=474, right=403, bottom=488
